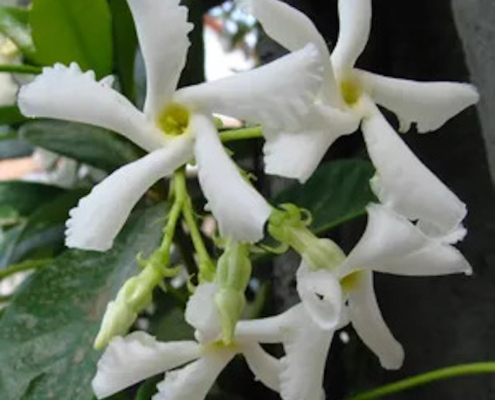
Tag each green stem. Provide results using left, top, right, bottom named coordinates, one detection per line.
left=348, top=362, right=495, bottom=400
left=220, top=126, right=263, bottom=143
left=0, top=259, right=51, bottom=280
left=0, top=64, right=42, bottom=74
left=176, top=171, right=215, bottom=281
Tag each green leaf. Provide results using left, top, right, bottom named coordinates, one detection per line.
left=0, top=205, right=164, bottom=400
left=20, top=120, right=141, bottom=172
left=30, top=0, right=113, bottom=77
left=0, top=181, right=64, bottom=218
left=109, top=0, right=137, bottom=101
left=0, top=138, right=33, bottom=160
left=0, top=105, right=27, bottom=125
left=0, top=189, right=86, bottom=268
left=272, top=159, right=376, bottom=234
left=0, top=6, right=36, bottom=61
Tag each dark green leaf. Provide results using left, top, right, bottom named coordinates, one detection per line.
left=30, top=0, right=113, bottom=77
left=20, top=120, right=141, bottom=172
left=0, top=105, right=27, bottom=125
left=0, top=181, right=64, bottom=217
left=0, top=138, right=32, bottom=160
left=0, top=189, right=86, bottom=268
left=272, top=159, right=376, bottom=234
left=0, top=6, right=36, bottom=61
left=109, top=0, right=137, bottom=101
left=0, top=205, right=164, bottom=400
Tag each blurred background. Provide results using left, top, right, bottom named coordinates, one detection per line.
left=0, top=0, right=494, bottom=399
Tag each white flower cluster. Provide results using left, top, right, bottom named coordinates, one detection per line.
left=17, top=0, right=478, bottom=399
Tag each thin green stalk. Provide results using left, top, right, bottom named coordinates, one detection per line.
left=0, top=64, right=42, bottom=74
left=176, top=171, right=215, bottom=281
left=348, top=362, right=495, bottom=400
left=0, top=259, right=51, bottom=280
left=220, top=126, right=263, bottom=143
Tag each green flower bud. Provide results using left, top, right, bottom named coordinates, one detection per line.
left=214, top=241, right=252, bottom=344
left=93, top=265, right=162, bottom=350
left=215, top=288, right=246, bottom=345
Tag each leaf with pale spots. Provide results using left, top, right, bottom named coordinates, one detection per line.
left=0, top=205, right=165, bottom=400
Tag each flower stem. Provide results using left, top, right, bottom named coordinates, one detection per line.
left=348, top=362, right=495, bottom=400
left=175, top=170, right=215, bottom=282
left=0, top=64, right=42, bottom=74
left=0, top=259, right=51, bottom=280
left=220, top=126, right=263, bottom=143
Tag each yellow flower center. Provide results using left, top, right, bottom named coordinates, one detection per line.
left=340, top=271, right=362, bottom=292
left=157, top=103, right=190, bottom=136
left=340, top=79, right=361, bottom=106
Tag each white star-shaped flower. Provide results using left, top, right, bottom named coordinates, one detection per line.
left=92, top=283, right=281, bottom=400
left=18, top=0, right=324, bottom=250
left=240, top=0, right=479, bottom=236
left=297, top=203, right=472, bottom=370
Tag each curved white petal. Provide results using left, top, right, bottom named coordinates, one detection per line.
left=127, top=0, right=193, bottom=118
left=240, top=0, right=339, bottom=106
left=331, top=0, right=372, bottom=74
left=263, top=104, right=359, bottom=183
left=176, top=45, right=323, bottom=131
left=18, top=63, right=165, bottom=152
left=185, top=283, right=222, bottom=343
left=280, top=306, right=331, bottom=400
left=362, top=108, right=467, bottom=236
left=358, top=70, right=479, bottom=133
left=66, top=137, right=193, bottom=251
left=235, top=305, right=301, bottom=344
left=192, top=114, right=271, bottom=243
left=296, top=262, right=343, bottom=330
left=153, top=349, right=235, bottom=400
left=347, top=271, right=404, bottom=370
left=241, top=342, right=281, bottom=392
left=92, top=332, right=201, bottom=399
left=338, top=204, right=472, bottom=278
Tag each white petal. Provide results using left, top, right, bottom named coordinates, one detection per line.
left=280, top=306, right=331, bottom=400
left=331, top=0, right=372, bottom=74
left=153, top=350, right=235, bottom=400
left=347, top=271, right=404, bottom=370
left=296, top=262, right=343, bottom=330
left=192, top=114, right=271, bottom=243
left=263, top=104, right=359, bottom=183
left=235, top=305, right=302, bottom=344
left=176, top=45, right=323, bottom=131
left=358, top=70, right=479, bottom=133
left=240, top=0, right=339, bottom=106
left=338, top=204, right=472, bottom=278
left=127, top=0, right=193, bottom=118
left=92, top=332, right=201, bottom=399
left=241, top=342, right=281, bottom=392
left=185, top=283, right=222, bottom=343
left=66, top=137, right=193, bottom=251
left=18, top=63, right=165, bottom=152
left=362, top=108, right=467, bottom=236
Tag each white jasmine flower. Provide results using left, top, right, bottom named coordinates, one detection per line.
left=92, top=283, right=281, bottom=400
left=298, top=203, right=472, bottom=370
left=18, top=0, right=324, bottom=250
left=241, top=0, right=479, bottom=236
left=235, top=299, right=346, bottom=400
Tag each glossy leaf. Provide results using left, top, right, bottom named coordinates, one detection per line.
left=20, top=120, right=141, bottom=172
left=108, top=0, right=137, bottom=101
left=0, top=181, right=64, bottom=218
left=0, top=189, right=86, bottom=268
left=30, top=0, right=113, bottom=78
left=273, top=159, right=376, bottom=234
left=0, top=105, right=27, bottom=125
left=0, top=6, right=36, bottom=61
left=0, top=205, right=164, bottom=400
